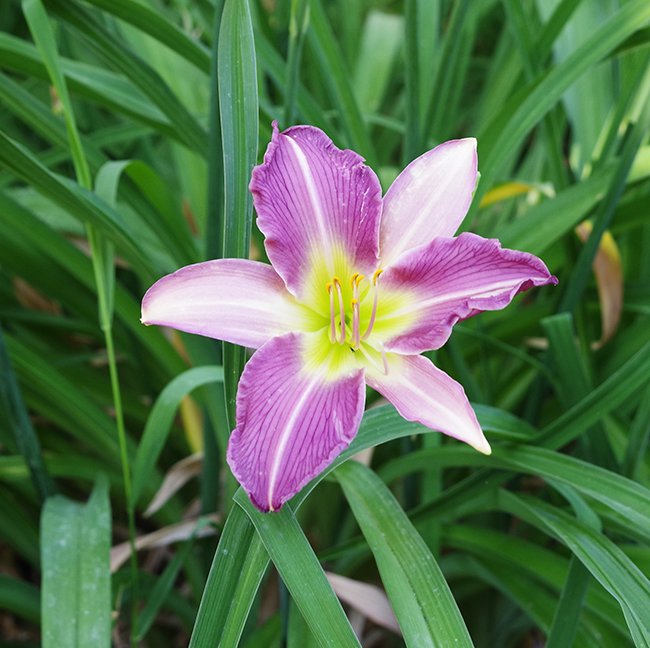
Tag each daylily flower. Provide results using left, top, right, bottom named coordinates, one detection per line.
left=141, top=123, right=557, bottom=512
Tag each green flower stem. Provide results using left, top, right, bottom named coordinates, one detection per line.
left=97, top=279, right=138, bottom=648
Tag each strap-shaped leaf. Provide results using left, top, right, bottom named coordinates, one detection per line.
left=336, top=460, right=473, bottom=648
left=131, top=366, right=223, bottom=506
left=41, top=479, right=111, bottom=648
left=218, top=0, right=258, bottom=427
left=235, top=492, right=360, bottom=648
left=499, top=491, right=650, bottom=645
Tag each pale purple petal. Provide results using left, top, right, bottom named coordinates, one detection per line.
left=250, top=123, right=382, bottom=301
left=366, top=352, right=491, bottom=454
left=227, top=333, right=366, bottom=512
left=141, top=259, right=305, bottom=349
left=380, top=138, right=478, bottom=266
left=378, top=232, right=558, bottom=354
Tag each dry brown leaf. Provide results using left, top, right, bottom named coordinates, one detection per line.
left=351, top=447, right=374, bottom=466
left=325, top=572, right=401, bottom=635
left=144, top=453, right=203, bottom=518
left=110, top=514, right=219, bottom=572
left=575, top=221, right=623, bottom=349
left=12, top=277, right=61, bottom=314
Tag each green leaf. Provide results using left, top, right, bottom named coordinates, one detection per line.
left=497, top=446, right=650, bottom=541
left=336, top=460, right=473, bottom=648
left=234, top=492, right=360, bottom=648
left=0, top=32, right=176, bottom=139
left=41, top=478, right=111, bottom=648
left=559, top=81, right=650, bottom=311
left=188, top=507, right=259, bottom=648
left=539, top=341, right=650, bottom=449
left=0, top=132, right=156, bottom=278
left=255, top=30, right=331, bottom=131
left=131, top=366, right=223, bottom=507
left=444, top=554, right=607, bottom=647
left=307, top=0, right=375, bottom=162
left=539, top=0, right=617, bottom=173
left=379, top=443, right=650, bottom=543
left=622, top=383, right=650, bottom=479
left=0, top=192, right=183, bottom=376
left=352, top=10, right=402, bottom=115
left=205, top=0, right=225, bottom=260
left=0, top=325, right=55, bottom=501
left=5, top=335, right=119, bottom=456
left=219, top=533, right=270, bottom=647
left=134, top=535, right=197, bottom=642
left=94, top=159, right=197, bottom=267
left=444, top=525, right=627, bottom=637
left=0, top=575, right=40, bottom=625
left=499, top=491, right=650, bottom=644
left=218, top=0, right=258, bottom=427
left=477, top=0, right=650, bottom=203
left=80, top=0, right=210, bottom=73
left=22, top=0, right=91, bottom=189
left=188, top=408, right=417, bottom=647
left=284, top=0, right=310, bottom=125
left=44, top=0, right=208, bottom=156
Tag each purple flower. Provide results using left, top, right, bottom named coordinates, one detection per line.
left=142, top=123, right=557, bottom=512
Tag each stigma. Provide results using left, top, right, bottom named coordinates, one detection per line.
left=326, top=270, right=382, bottom=348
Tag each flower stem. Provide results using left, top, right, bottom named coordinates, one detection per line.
left=87, top=224, right=139, bottom=646
left=103, top=327, right=139, bottom=646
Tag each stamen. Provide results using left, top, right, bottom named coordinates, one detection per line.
left=351, top=275, right=361, bottom=349
left=333, top=277, right=345, bottom=344
left=326, top=281, right=336, bottom=343
left=361, top=268, right=382, bottom=340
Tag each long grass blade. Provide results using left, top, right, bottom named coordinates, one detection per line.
left=0, top=325, right=55, bottom=501
left=41, top=478, right=111, bottom=648
left=336, top=460, right=473, bottom=647
left=218, top=0, right=258, bottom=427
left=234, top=492, right=360, bottom=648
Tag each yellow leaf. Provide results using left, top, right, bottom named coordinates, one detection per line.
left=575, top=220, right=623, bottom=349
left=479, top=181, right=534, bottom=207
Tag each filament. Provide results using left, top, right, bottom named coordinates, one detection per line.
left=326, top=281, right=336, bottom=343
left=361, top=268, right=383, bottom=340
left=333, top=277, right=345, bottom=344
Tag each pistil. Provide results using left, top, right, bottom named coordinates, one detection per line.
left=326, top=270, right=382, bottom=348
left=361, top=268, right=383, bottom=340
left=333, top=277, right=345, bottom=344
left=326, top=277, right=346, bottom=344
left=358, top=339, right=389, bottom=375
left=350, top=273, right=364, bottom=349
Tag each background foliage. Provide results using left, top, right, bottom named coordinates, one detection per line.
left=1, top=0, right=649, bottom=646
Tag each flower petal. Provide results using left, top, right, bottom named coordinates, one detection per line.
left=250, top=123, right=383, bottom=303
left=365, top=352, right=491, bottom=454
left=376, top=232, right=558, bottom=354
left=141, top=259, right=307, bottom=349
left=380, top=138, right=478, bottom=266
left=227, top=332, right=365, bottom=512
